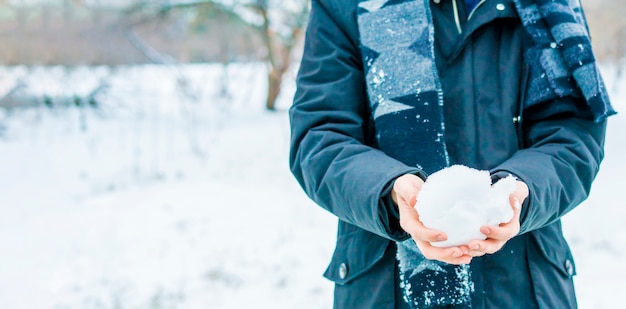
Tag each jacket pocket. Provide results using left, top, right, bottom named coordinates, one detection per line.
left=527, top=222, right=578, bottom=308
left=323, top=225, right=390, bottom=285
left=530, top=222, right=576, bottom=278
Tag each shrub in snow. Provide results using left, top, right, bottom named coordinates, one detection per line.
left=416, top=165, right=517, bottom=247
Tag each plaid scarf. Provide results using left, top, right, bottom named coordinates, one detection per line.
left=356, top=0, right=614, bottom=308
left=515, top=0, right=615, bottom=120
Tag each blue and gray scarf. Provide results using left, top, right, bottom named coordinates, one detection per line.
left=357, top=0, right=614, bottom=308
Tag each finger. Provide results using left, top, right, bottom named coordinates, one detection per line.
left=468, top=238, right=505, bottom=255
left=504, top=195, right=522, bottom=230
left=458, top=244, right=471, bottom=256
left=509, top=195, right=523, bottom=222
left=396, top=192, right=417, bottom=210
left=468, top=250, right=486, bottom=258
left=479, top=196, right=522, bottom=240
left=416, top=241, right=472, bottom=265
left=449, top=255, right=473, bottom=265
left=393, top=174, right=423, bottom=205
left=480, top=222, right=519, bottom=241
left=398, top=204, right=447, bottom=243
left=513, top=180, right=530, bottom=201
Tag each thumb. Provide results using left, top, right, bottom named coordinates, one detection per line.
left=408, top=192, right=417, bottom=208
left=513, top=180, right=529, bottom=203
left=392, top=174, right=424, bottom=206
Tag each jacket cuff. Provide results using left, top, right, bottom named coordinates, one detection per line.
left=380, top=170, right=427, bottom=241
left=490, top=170, right=531, bottom=233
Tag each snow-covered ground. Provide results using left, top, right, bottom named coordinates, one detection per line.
left=0, top=64, right=624, bottom=309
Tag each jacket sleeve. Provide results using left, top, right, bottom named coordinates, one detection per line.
left=491, top=104, right=607, bottom=234
left=289, top=0, right=422, bottom=241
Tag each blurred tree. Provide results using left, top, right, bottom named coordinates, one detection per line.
left=158, top=0, right=310, bottom=110
left=250, top=0, right=309, bottom=110
left=0, top=0, right=310, bottom=110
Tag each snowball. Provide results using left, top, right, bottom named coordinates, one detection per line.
left=415, top=165, right=517, bottom=248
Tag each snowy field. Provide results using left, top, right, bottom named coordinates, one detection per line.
left=0, top=64, right=624, bottom=309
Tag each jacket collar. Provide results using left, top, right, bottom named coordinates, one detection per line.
left=440, top=0, right=518, bottom=62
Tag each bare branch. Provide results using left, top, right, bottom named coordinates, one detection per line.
left=126, top=30, right=179, bottom=65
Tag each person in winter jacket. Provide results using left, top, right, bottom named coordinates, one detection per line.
left=289, top=0, right=614, bottom=308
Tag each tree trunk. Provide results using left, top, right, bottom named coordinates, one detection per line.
left=256, top=0, right=308, bottom=110
left=266, top=67, right=283, bottom=110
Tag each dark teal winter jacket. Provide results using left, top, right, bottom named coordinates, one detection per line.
left=289, top=0, right=607, bottom=308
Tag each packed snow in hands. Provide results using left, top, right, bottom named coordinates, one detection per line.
left=416, top=165, right=517, bottom=247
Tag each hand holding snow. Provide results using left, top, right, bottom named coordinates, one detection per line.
left=415, top=165, right=517, bottom=248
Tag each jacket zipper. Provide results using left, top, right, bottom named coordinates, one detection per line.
left=452, top=0, right=462, bottom=34
left=452, top=0, right=487, bottom=34
left=516, top=64, right=530, bottom=149
left=467, top=0, right=487, bottom=21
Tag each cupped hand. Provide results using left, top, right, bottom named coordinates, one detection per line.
left=393, top=174, right=472, bottom=265
left=468, top=180, right=529, bottom=257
